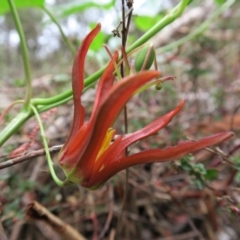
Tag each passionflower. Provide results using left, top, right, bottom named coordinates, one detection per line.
left=58, top=23, right=233, bottom=189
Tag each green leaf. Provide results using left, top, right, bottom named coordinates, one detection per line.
left=180, top=158, right=192, bottom=171
left=205, top=169, right=219, bottom=181
left=89, top=23, right=105, bottom=51
left=134, top=15, right=163, bottom=31
left=214, top=0, right=226, bottom=5
left=52, top=0, right=115, bottom=19
left=193, top=163, right=206, bottom=175
left=192, top=177, right=205, bottom=190
left=0, top=0, right=44, bottom=15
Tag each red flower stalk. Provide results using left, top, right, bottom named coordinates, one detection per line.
left=58, top=24, right=233, bottom=189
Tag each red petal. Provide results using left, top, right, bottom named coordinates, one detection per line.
left=88, top=132, right=234, bottom=188
left=69, top=23, right=101, bottom=142
left=97, top=71, right=160, bottom=133
left=91, top=50, right=119, bottom=118
left=72, top=23, right=101, bottom=108
left=78, top=71, right=160, bottom=175
left=59, top=123, right=89, bottom=168
left=111, top=100, right=184, bottom=161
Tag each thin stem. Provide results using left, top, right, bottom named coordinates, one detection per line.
left=116, top=0, right=131, bottom=237
left=31, top=67, right=103, bottom=107
left=7, top=0, right=32, bottom=109
left=0, top=111, right=31, bottom=146
left=0, top=100, right=24, bottom=125
left=30, top=104, right=65, bottom=186
left=121, top=0, right=126, bottom=45
left=125, top=8, right=132, bottom=41
left=0, top=145, right=63, bottom=170
left=42, top=6, right=76, bottom=56
left=127, top=0, right=189, bottom=53
left=103, top=44, right=122, bottom=79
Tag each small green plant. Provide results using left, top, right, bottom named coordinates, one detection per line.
left=179, top=155, right=219, bottom=189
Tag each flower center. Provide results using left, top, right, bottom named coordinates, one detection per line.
left=96, top=128, right=115, bottom=161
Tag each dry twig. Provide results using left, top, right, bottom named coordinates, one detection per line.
left=25, top=201, right=86, bottom=240
left=0, top=145, right=62, bottom=170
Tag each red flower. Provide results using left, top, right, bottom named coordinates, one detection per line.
left=58, top=24, right=233, bottom=189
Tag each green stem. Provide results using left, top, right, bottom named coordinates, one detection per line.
left=30, top=104, right=65, bottom=186
left=42, top=6, right=76, bottom=56
left=31, top=67, right=103, bottom=107
left=127, top=0, right=189, bottom=53
left=31, top=0, right=189, bottom=108
left=0, top=0, right=191, bottom=146
left=0, top=70, right=102, bottom=147
left=158, top=0, right=236, bottom=54
left=7, top=0, right=32, bottom=110
left=0, top=110, right=31, bottom=146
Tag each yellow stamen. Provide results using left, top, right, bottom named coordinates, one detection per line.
left=96, top=128, right=115, bottom=161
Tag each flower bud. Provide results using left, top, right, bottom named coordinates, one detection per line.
left=155, top=82, right=162, bottom=90
left=134, top=44, right=155, bottom=72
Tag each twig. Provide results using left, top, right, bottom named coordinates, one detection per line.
left=115, top=0, right=133, bottom=237
left=35, top=221, right=61, bottom=240
left=25, top=201, right=86, bottom=240
left=229, top=143, right=240, bottom=156
left=99, top=185, right=114, bottom=239
left=111, top=7, right=133, bottom=38
left=0, top=100, right=24, bottom=125
left=87, top=193, right=99, bottom=240
left=9, top=220, right=25, bottom=240
left=109, top=229, right=116, bottom=240
left=0, top=145, right=62, bottom=170
left=187, top=136, right=235, bottom=166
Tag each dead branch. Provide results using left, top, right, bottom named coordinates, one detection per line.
left=25, top=201, right=86, bottom=240
left=0, top=145, right=63, bottom=170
